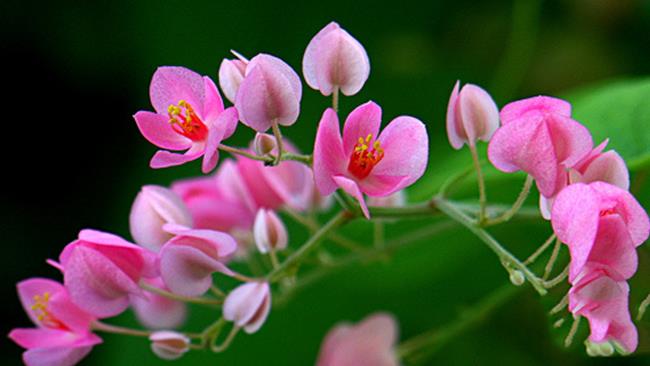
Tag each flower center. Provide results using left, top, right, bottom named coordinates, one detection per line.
left=31, top=292, right=66, bottom=330
left=168, top=100, right=208, bottom=141
left=347, top=134, right=384, bottom=180
left=600, top=208, right=616, bottom=217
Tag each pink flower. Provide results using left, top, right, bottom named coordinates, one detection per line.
left=316, top=312, right=399, bottom=366
left=130, top=277, right=187, bottom=330
left=551, top=182, right=649, bottom=282
left=9, top=278, right=102, bottom=366
left=149, top=331, right=191, bottom=360
left=488, top=96, right=593, bottom=197
left=134, top=66, right=239, bottom=173
left=446, top=81, right=500, bottom=149
left=172, top=159, right=258, bottom=232
left=129, top=185, right=193, bottom=252
left=569, top=271, right=637, bottom=354
left=223, top=282, right=271, bottom=334
left=313, top=101, right=428, bottom=218
left=159, top=224, right=237, bottom=297
left=58, top=230, right=158, bottom=317
left=218, top=53, right=248, bottom=104
left=303, top=22, right=370, bottom=96
left=540, top=139, right=629, bottom=219
left=253, top=209, right=288, bottom=254
left=235, top=54, right=302, bottom=132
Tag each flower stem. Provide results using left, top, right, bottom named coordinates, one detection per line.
left=140, top=282, right=223, bottom=307
left=564, top=316, right=581, bottom=347
left=468, top=144, right=487, bottom=224
left=271, top=121, right=284, bottom=165
left=218, top=144, right=311, bottom=165
left=543, top=238, right=562, bottom=280
left=92, top=321, right=152, bottom=337
left=524, top=233, right=556, bottom=265
left=434, top=197, right=547, bottom=295
left=438, top=163, right=476, bottom=197
left=637, top=293, right=650, bottom=321
left=211, top=325, right=240, bottom=353
left=332, top=86, right=339, bottom=113
left=543, top=265, right=568, bottom=288
left=397, top=285, right=518, bottom=364
left=484, top=175, right=534, bottom=226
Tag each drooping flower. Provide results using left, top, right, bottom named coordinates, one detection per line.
left=134, top=66, right=239, bottom=173
left=551, top=182, right=649, bottom=282
left=129, top=185, right=193, bottom=252
left=488, top=96, right=593, bottom=197
left=313, top=101, right=428, bottom=218
left=130, top=277, right=187, bottom=330
left=316, top=312, right=399, bottom=366
left=223, top=282, right=271, bottom=334
left=446, top=81, right=499, bottom=149
left=58, top=230, right=158, bottom=318
left=235, top=54, right=302, bottom=132
left=158, top=224, right=237, bottom=297
left=149, top=331, right=191, bottom=360
left=218, top=52, right=248, bottom=105
left=9, top=278, right=102, bottom=366
left=540, top=139, right=629, bottom=219
left=303, top=22, right=370, bottom=96
left=253, top=209, right=288, bottom=254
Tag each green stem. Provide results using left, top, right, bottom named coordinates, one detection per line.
left=218, top=144, right=311, bottom=165
left=524, top=233, right=556, bottom=265
left=267, top=211, right=351, bottom=282
left=92, top=321, right=152, bottom=337
left=434, top=197, right=547, bottom=295
left=484, top=175, right=534, bottom=226
left=283, top=207, right=366, bottom=252
left=397, top=285, right=518, bottom=364
left=438, top=163, right=476, bottom=197
left=140, top=282, right=223, bottom=306
left=211, top=326, right=240, bottom=353
left=332, top=86, right=339, bottom=113
left=369, top=200, right=439, bottom=219
left=544, top=238, right=562, bottom=280
left=637, top=293, right=650, bottom=321
left=271, top=121, right=284, bottom=165
left=543, top=265, right=568, bottom=288
left=469, top=144, right=487, bottom=224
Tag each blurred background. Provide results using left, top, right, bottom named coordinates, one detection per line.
left=2, top=0, right=650, bottom=364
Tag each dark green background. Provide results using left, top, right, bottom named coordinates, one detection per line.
left=2, top=0, right=650, bottom=365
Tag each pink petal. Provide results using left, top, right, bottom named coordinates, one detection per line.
left=446, top=81, right=463, bottom=150
left=373, top=116, right=429, bottom=188
left=134, top=111, right=192, bottom=150
left=342, top=101, right=382, bottom=155
left=586, top=215, right=637, bottom=281
left=149, top=66, right=205, bottom=116
left=546, top=114, right=593, bottom=168
left=313, top=108, right=347, bottom=195
left=9, top=328, right=101, bottom=349
left=358, top=174, right=409, bottom=197
left=17, top=278, right=66, bottom=327
left=201, top=76, right=225, bottom=123
left=222, top=282, right=271, bottom=333
left=23, top=344, right=98, bottom=366
left=150, top=146, right=203, bottom=169
left=500, top=96, right=571, bottom=125
left=580, top=150, right=629, bottom=190
left=458, top=84, right=500, bottom=144
left=159, top=244, right=232, bottom=297
left=219, top=58, right=247, bottom=104
left=262, top=160, right=314, bottom=211
left=131, top=278, right=187, bottom=330
left=333, top=175, right=369, bottom=219
left=303, top=22, right=341, bottom=91
left=201, top=125, right=224, bottom=174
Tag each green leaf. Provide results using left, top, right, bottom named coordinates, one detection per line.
left=569, top=78, right=650, bottom=169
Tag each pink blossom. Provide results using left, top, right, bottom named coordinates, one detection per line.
left=223, top=282, right=271, bottom=334
left=130, top=277, right=187, bottom=330
left=446, top=81, right=499, bottom=149
left=313, top=101, right=428, bottom=218
left=488, top=96, right=593, bottom=197
left=58, top=230, right=158, bottom=318
left=540, top=140, right=629, bottom=219
left=129, top=185, right=193, bottom=252
left=551, top=182, right=649, bottom=282
left=569, top=271, right=637, bottom=354
left=316, top=312, right=399, bottom=366
left=253, top=209, right=288, bottom=254
left=149, top=331, right=190, bottom=360
left=303, top=22, right=370, bottom=96
left=9, top=278, right=102, bottom=366
left=134, top=66, right=239, bottom=173
left=218, top=54, right=248, bottom=104
left=158, top=224, right=237, bottom=297
left=235, top=54, right=302, bottom=132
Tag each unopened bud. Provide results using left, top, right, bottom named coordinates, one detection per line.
left=218, top=55, right=248, bottom=104
left=253, top=209, right=288, bottom=254
left=597, top=342, right=614, bottom=357
left=446, top=81, right=499, bottom=150
left=150, top=331, right=190, bottom=360
left=253, top=133, right=277, bottom=156
left=509, top=270, right=525, bottom=286
left=223, top=282, right=272, bottom=334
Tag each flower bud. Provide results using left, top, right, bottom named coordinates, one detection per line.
left=150, top=331, right=190, bottom=360
left=253, top=209, right=288, bottom=254
left=129, top=185, right=193, bottom=252
left=303, top=22, right=370, bottom=96
left=446, top=81, right=499, bottom=149
left=219, top=53, right=248, bottom=104
left=253, top=133, right=277, bottom=156
left=223, top=282, right=271, bottom=334
left=235, top=53, right=302, bottom=132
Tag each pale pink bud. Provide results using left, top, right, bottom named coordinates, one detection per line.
left=253, top=209, right=288, bottom=254
left=129, top=185, right=193, bottom=252
left=446, top=81, right=499, bottom=149
left=149, top=331, right=190, bottom=360
left=253, top=133, right=277, bottom=156
left=367, top=190, right=406, bottom=208
left=219, top=56, right=248, bottom=104
left=303, top=22, right=370, bottom=96
left=223, top=282, right=271, bottom=334
left=235, top=53, right=302, bottom=132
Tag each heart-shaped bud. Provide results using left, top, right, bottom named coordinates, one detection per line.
left=446, top=81, right=499, bottom=149
left=253, top=209, right=288, bottom=254
left=150, top=331, right=190, bottom=360
left=253, top=133, right=277, bottom=156
left=219, top=53, right=248, bottom=104
left=223, top=282, right=271, bottom=334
